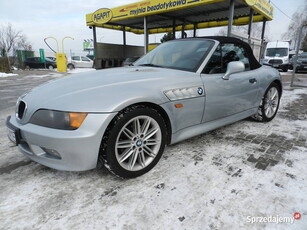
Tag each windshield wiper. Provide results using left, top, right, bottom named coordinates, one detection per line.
left=138, top=63, right=163, bottom=68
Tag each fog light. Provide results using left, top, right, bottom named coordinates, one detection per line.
left=41, top=147, right=62, bottom=159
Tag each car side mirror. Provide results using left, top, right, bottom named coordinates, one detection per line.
left=222, top=61, right=245, bottom=80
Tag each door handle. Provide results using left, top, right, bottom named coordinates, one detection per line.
left=249, top=78, right=257, bottom=83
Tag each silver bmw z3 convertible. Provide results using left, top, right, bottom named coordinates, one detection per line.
left=6, top=36, right=282, bottom=178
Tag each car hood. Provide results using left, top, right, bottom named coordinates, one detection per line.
left=20, top=66, right=198, bottom=123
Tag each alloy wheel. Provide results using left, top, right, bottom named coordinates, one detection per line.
left=264, top=87, right=279, bottom=118
left=115, top=115, right=162, bottom=171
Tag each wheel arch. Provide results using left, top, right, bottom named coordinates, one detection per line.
left=134, top=102, right=172, bottom=145
left=97, top=102, right=173, bottom=173
left=103, top=102, right=172, bottom=146
left=272, top=79, right=282, bottom=96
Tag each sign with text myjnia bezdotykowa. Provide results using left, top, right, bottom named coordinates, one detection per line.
left=87, top=0, right=273, bottom=26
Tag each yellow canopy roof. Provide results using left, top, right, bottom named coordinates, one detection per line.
left=86, top=0, right=273, bottom=34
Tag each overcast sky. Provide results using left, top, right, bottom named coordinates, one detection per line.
left=0, top=0, right=306, bottom=56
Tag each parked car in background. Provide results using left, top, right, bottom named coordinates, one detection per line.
left=46, top=57, right=56, bottom=62
left=7, top=37, right=282, bottom=178
left=67, top=56, right=94, bottom=69
left=122, top=56, right=140, bottom=66
left=262, top=41, right=290, bottom=72
left=290, top=52, right=307, bottom=72
left=24, top=57, right=57, bottom=70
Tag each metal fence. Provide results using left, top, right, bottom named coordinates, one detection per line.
left=230, top=31, right=263, bottom=60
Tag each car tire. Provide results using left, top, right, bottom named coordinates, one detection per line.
left=25, top=65, right=30, bottom=70
left=99, top=105, right=167, bottom=178
left=252, top=82, right=281, bottom=122
left=67, top=64, right=74, bottom=70
left=48, top=65, right=54, bottom=70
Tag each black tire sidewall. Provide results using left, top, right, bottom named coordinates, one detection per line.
left=261, top=82, right=281, bottom=122
left=105, top=107, right=167, bottom=178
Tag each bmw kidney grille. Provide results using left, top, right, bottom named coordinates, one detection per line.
left=16, top=101, right=26, bottom=120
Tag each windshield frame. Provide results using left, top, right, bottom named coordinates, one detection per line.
left=134, top=38, right=215, bottom=73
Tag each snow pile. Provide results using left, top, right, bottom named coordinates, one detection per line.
left=24, top=73, right=63, bottom=78
left=0, top=72, right=18, bottom=78
left=67, top=68, right=96, bottom=74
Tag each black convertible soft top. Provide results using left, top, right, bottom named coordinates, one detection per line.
left=200, top=36, right=262, bottom=70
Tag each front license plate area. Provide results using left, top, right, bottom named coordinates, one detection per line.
left=7, top=127, right=17, bottom=145
left=6, top=116, right=22, bottom=146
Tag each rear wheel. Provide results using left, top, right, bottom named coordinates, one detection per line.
left=99, top=105, right=167, bottom=178
left=67, top=64, right=74, bottom=70
left=48, top=65, right=54, bottom=70
left=252, top=82, right=281, bottom=122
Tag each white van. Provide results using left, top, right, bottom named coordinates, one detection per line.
left=262, top=41, right=290, bottom=72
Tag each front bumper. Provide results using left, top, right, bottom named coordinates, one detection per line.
left=6, top=112, right=116, bottom=171
left=263, top=63, right=288, bottom=69
left=295, top=63, right=307, bottom=71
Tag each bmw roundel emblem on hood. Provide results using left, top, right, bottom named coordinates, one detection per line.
left=197, top=87, right=203, bottom=95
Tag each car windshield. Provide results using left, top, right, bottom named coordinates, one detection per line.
left=45, top=57, right=54, bottom=62
left=266, top=48, right=288, bottom=57
left=298, top=53, right=307, bottom=58
left=134, top=39, right=213, bottom=72
left=125, top=57, right=139, bottom=62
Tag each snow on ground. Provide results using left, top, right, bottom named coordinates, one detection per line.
left=23, top=73, right=64, bottom=78
left=19, top=68, right=95, bottom=78
left=0, top=72, right=18, bottom=78
left=67, top=68, right=96, bottom=74
left=0, top=86, right=306, bottom=229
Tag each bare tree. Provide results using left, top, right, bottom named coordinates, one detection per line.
left=282, top=1, right=307, bottom=49
left=0, top=23, right=30, bottom=57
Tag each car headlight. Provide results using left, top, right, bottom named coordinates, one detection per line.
left=29, top=109, right=87, bottom=130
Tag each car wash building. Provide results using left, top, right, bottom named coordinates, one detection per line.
left=85, top=0, right=273, bottom=69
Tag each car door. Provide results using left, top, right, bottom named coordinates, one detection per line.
left=25, top=58, right=33, bottom=68
left=200, top=43, right=260, bottom=123
left=81, top=56, right=93, bottom=68
left=72, top=56, right=82, bottom=68
left=31, top=57, right=40, bottom=68
left=36, top=57, right=45, bottom=68
left=29, top=58, right=38, bottom=68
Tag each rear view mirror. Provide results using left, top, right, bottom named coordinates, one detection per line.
left=222, top=61, right=245, bottom=80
